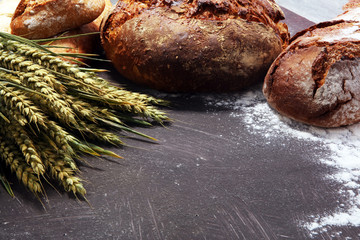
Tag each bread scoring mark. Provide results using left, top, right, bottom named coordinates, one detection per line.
left=314, top=61, right=353, bottom=112
left=311, top=42, right=360, bottom=92
left=308, top=58, right=360, bottom=126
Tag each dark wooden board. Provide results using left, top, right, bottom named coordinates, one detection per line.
left=0, top=5, right=358, bottom=240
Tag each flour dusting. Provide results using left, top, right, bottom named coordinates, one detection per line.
left=205, top=86, right=360, bottom=238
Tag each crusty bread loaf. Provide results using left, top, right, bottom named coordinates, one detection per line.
left=101, top=0, right=289, bottom=92
left=263, top=1, right=360, bottom=127
left=10, top=0, right=105, bottom=39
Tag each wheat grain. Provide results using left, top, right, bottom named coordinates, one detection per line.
left=63, top=95, right=99, bottom=123
left=0, top=136, right=42, bottom=194
left=102, top=86, right=167, bottom=105
left=16, top=72, right=76, bottom=125
left=17, top=165, right=43, bottom=195
left=6, top=43, right=106, bottom=91
left=38, top=143, right=85, bottom=196
left=41, top=120, right=77, bottom=156
left=1, top=120, right=45, bottom=175
left=40, top=120, right=119, bottom=160
left=0, top=83, right=47, bottom=127
left=66, top=95, right=124, bottom=125
left=0, top=50, right=77, bottom=124
left=0, top=104, right=27, bottom=126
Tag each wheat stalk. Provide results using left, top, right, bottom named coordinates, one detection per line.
left=76, top=121, right=124, bottom=146
left=1, top=38, right=168, bottom=122
left=0, top=32, right=169, bottom=200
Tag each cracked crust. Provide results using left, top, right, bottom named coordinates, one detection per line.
left=101, top=0, right=289, bottom=92
left=263, top=2, right=360, bottom=127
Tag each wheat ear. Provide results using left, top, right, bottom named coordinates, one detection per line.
left=0, top=136, right=42, bottom=195
left=1, top=120, right=45, bottom=175
left=38, top=143, right=85, bottom=196
left=0, top=83, right=47, bottom=127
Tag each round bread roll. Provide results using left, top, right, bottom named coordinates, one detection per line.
left=11, top=0, right=105, bottom=39
left=101, top=0, right=289, bottom=92
left=263, top=2, right=360, bottom=127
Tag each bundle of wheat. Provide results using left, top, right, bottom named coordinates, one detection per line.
left=0, top=32, right=169, bottom=200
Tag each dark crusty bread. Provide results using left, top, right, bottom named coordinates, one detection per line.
left=263, top=2, right=360, bottom=127
left=11, top=0, right=105, bottom=39
left=101, top=0, right=289, bottom=92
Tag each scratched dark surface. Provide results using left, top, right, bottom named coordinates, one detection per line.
left=0, top=5, right=357, bottom=240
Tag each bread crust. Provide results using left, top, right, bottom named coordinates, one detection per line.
left=101, top=0, right=288, bottom=92
left=46, top=0, right=113, bottom=58
left=263, top=5, right=360, bottom=127
left=10, top=0, right=105, bottom=39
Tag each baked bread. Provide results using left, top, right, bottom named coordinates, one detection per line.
left=10, top=0, right=105, bottom=39
left=46, top=0, right=113, bottom=57
left=263, top=1, right=360, bottom=127
left=101, top=0, right=289, bottom=92
left=5, top=0, right=112, bottom=62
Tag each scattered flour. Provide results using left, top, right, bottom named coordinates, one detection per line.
left=205, top=86, right=360, bottom=238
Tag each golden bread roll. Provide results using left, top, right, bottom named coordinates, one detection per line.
left=10, top=0, right=105, bottom=39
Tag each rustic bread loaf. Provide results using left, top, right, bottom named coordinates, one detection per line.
left=101, top=0, right=289, bottom=92
left=263, top=2, right=360, bottom=127
left=10, top=0, right=105, bottom=39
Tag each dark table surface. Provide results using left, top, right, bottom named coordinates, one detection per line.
left=1, top=3, right=360, bottom=240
